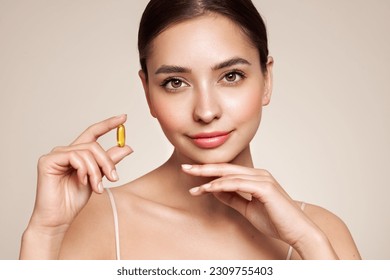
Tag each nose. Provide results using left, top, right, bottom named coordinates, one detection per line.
left=192, top=88, right=222, bottom=124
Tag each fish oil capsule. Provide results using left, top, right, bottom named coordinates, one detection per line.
left=116, top=124, right=125, bottom=147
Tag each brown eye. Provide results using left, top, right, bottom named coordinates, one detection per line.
left=161, top=77, right=189, bottom=92
left=170, top=79, right=182, bottom=88
left=225, top=72, right=237, bottom=82
left=222, top=71, right=245, bottom=84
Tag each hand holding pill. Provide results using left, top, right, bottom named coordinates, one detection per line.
left=23, top=114, right=133, bottom=258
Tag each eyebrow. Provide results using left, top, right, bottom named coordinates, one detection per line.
left=155, top=65, right=191, bottom=75
left=154, top=57, right=251, bottom=75
left=212, top=57, right=251, bottom=70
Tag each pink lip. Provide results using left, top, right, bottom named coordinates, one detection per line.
left=190, top=131, right=232, bottom=149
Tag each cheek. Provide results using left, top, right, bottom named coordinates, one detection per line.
left=225, top=86, right=263, bottom=125
left=151, top=94, right=189, bottom=134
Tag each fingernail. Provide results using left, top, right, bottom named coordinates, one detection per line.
left=83, top=176, right=88, bottom=186
left=202, top=183, right=212, bottom=190
left=98, top=182, right=104, bottom=193
left=189, top=187, right=200, bottom=193
left=182, top=164, right=193, bottom=170
left=111, top=170, right=119, bottom=181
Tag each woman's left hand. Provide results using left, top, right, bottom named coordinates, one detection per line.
left=182, top=163, right=338, bottom=259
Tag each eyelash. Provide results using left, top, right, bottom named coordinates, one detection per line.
left=159, top=70, right=247, bottom=92
left=220, top=69, right=246, bottom=85
left=160, top=77, right=188, bottom=92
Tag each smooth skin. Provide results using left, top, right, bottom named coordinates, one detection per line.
left=20, top=14, right=361, bottom=260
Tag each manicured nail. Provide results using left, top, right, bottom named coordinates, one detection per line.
left=182, top=164, right=193, bottom=170
left=83, top=176, right=88, bottom=186
left=202, top=183, right=212, bottom=190
left=98, top=182, right=104, bottom=193
left=116, top=114, right=126, bottom=119
left=189, top=187, right=200, bottom=194
left=111, top=169, right=119, bottom=181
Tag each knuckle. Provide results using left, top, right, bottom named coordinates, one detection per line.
left=50, top=146, right=64, bottom=153
left=75, top=167, right=87, bottom=177
left=68, top=150, right=80, bottom=159
left=223, top=174, right=235, bottom=180
left=232, top=178, right=244, bottom=185
left=261, top=169, right=271, bottom=176
left=37, top=154, right=49, bottom=166
left=84, top=124, right=95, bottom=134
left=262, top=181, right=275, bottom=194
left=77, top=165, right=87, bottom=173
left=78, top=149, right=93, bottom=159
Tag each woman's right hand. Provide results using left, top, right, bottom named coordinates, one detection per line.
left=23, top=114, right=132, bottom=252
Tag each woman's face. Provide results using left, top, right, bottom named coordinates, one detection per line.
left=140, top=14, right=273, bottom=164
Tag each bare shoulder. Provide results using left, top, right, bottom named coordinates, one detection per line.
left=59, top=191, right=116, bottom=259
left=58, top=173, right=153, bottom=260
left=302, top=202, right=361, bottom=259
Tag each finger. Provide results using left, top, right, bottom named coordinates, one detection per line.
left=106, top=145, right=133, bottom=165
left=190, top=178, right=282, bottom=203
left=59, top=151, right=88, bottom=186
left=72, top=156, right=88, bottom=186
left=75, top=150, right=104, bottom=193
left=50, top=150, right=102, bottom=193
left=206, top=174, right=291, bottom=200
left=205, top=174, right=269, bottom=184
left=181, top=163, right=269, bottom=177
left=53, top=142, right=121, bottom=182
left=53, top=144, right=133, bottom=164
left=71, top=114, right=127, bottom=145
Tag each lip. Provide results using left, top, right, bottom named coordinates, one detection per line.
left=189, top=131, right=232, bottom=149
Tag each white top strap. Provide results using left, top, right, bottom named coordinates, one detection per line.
left=106, top=188, right=121, bottom=260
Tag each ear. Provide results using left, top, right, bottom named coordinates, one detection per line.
left=262, top=56, right=274, bottom=106
left=138, top=70, right=157, bottom=118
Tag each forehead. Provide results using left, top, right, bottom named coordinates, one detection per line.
left=146, top=14, right=259, bottom=70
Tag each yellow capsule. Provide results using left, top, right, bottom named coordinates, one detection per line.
left=116, top=124, right=125, bottom=147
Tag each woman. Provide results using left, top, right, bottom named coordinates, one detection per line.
left=20, top=0, right=361, bottom=260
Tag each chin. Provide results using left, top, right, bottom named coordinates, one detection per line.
left=178, top=145, right=249, bottom=165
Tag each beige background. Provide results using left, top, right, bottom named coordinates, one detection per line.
left=0, top=0, right=389, bottom=259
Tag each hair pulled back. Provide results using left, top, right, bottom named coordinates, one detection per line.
left=138, top=0, right=269, bottom=78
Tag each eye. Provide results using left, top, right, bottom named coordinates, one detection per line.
left=221, top=70, right=246, bottom=84
left=168, top=79, right=183, bottom=89
left=160, top=78, right=189, bottom=91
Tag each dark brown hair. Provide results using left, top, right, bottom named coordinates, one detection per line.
left=138, top=0, right=269, bottom=79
